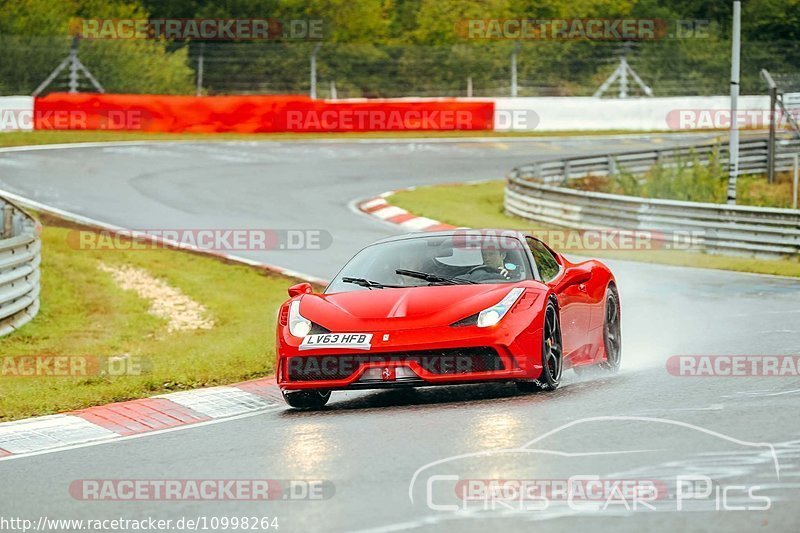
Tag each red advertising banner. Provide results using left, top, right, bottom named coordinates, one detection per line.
left=33, top=93, right=494, bottom=132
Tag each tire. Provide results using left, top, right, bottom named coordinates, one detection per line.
left=598, top=284, right=621, bottom=372
left=282, top=389, right=331, bottom=410
left=517, top=301, right=563, bottom=393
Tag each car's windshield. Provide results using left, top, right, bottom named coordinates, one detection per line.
left=326, top=234, right=531, bottom=293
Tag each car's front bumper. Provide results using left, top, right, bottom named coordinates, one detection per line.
left=276, top=321, right=544, bottom=391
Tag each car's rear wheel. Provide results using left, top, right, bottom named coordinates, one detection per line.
left=598, top=285, right=621, bottom=372
left=282, top=389, right=331, bottom=410
left=517, top=301, right=562, bottom=393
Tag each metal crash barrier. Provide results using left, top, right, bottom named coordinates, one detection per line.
left=0, top=197, right=41, bottom=336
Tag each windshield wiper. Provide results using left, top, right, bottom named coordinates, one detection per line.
left=395, top=269, right=476, bottom=285
left=341, top=277, right=404, bottom=290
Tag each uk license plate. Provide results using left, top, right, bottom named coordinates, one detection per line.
left=299, top=333, right=373, bottom=351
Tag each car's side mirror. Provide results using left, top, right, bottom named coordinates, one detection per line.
left=288, top=282, right=313, bottom=298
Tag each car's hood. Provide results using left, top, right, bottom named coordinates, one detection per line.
left=300, top=282, right=544, bottom=332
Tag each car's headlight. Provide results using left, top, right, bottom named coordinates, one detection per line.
left=476, top=287, right=525, bottom=328
left=288, top=300, right=312, bottom=338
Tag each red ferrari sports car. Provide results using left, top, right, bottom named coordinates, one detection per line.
left=275, top=230, right=621, bottom=409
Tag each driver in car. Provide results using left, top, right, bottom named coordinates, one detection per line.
left=470, top=247, right=517, bottom=282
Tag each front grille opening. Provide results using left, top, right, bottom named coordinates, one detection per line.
left=309, top=322, right=331, bottom=335
left=288, top=347, right=504, bottom=381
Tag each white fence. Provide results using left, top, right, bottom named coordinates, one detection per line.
left=494, top=95, right=770, bottom=131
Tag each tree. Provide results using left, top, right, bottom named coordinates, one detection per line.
left=0, top=0, right=194, bottom=95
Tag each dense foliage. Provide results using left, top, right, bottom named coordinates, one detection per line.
left=0, top=0, right=798, bottom=96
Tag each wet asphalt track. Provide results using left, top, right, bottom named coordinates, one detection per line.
left=0, top=135, right=799, bottom=532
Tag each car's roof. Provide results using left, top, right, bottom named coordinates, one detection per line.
left=371, top=229, right=528, bottom=246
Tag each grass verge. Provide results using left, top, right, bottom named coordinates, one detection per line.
left=391, top=180, right=800, bottom=278
left=0, top=129, right=701, bottom=148
left=0, top=214, right=303, bottom=422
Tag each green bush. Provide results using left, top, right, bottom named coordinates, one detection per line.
left=607, top=147, right=727, bottom=203
left=578, top=146, right=796, bottom=208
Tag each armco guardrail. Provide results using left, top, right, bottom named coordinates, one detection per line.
left=506, top=137, right=800, bottom=258
left=0, top=197, right=41, bottom=336
left=512, top=137, right=800, bottom=185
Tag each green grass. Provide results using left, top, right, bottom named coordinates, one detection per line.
left=0, top=216, right=305, bottom=422
left=391, top=181, right=800, bottom=278
left=0, top=129, right=697, bottom=148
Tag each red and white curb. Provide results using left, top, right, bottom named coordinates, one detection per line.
left=0, top=378, right=282, bottom=458
left=357, top=191, right=456, bottom=232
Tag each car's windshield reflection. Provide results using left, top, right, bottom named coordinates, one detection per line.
left=326, top=234, right=531, bottom=293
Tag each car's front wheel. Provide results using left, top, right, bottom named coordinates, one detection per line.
left=517, top=301, right=562, bottom=393
left=282, top=389, right=331, bottom=410
left=598, top=284, right=621, bottom=372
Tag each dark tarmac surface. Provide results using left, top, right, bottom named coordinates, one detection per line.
left=0, top=135, right=798, bottom=532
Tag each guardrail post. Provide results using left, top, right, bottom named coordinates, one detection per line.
left=310, top=42, right=321, bottom=99
left=761, top=69, right=778, bottom=183
left=793, top=154, right=799, bottom=210
left=195, top=42, right=205, bottom=97
left=768, top=98, right=776, bottom=184
left=562, top=160, right=570, bottom=185
left=2, top=205, right=12, bottom=239
left=510, top=42, right=520, bottom=97
left=608, top=156, right=617, bottom=177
